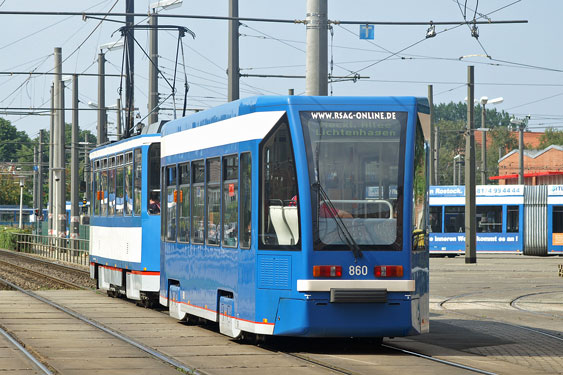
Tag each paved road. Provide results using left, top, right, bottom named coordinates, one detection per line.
left=389, top=254, right=563, bottom=374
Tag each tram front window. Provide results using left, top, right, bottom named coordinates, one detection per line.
left=300, top=111, right=407, bottom=250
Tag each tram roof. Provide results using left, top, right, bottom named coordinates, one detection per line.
left=162, top=96, right=428, bottom=136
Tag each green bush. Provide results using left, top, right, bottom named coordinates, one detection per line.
left=0, top=227, right=29, bottom=250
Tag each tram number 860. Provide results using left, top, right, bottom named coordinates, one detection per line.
left=349, top=265, right=368, bottom=276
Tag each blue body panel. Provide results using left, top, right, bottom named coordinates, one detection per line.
left=429, top=185, right=525, bottom=253
left=160, top=96, right=429, bottom=337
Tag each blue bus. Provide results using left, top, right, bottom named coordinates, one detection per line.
left=429, top=184, right=563, bottom=255
left=159, top=96, right=430, bottom=339
left=89, top=129, right=162, bottom=305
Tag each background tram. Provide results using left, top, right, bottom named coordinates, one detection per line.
left=0, top=205, right=35, bottom=227
left=429, top=185, right=563, bottom=255
left=159, top=96, right=430, bottom=339
left=89, top=126, right=162, bottom=305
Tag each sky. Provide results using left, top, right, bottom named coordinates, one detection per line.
left=0, top=0, right=561, bottom=141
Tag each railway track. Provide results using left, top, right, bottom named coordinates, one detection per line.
left=261, top=336, right=497, bottom=375
left=0, top=325, right=54, bottom=375
left=0, top=248, right=90, bottom=277
left=438, top=291, right=563, bottom=343
left=0, top=259, right=85, bottom=290
left=0, top=277, right=498, bottom=375
left=0, top=276, right=202, bottom=375
left=0, top=248, right=93, bottom=290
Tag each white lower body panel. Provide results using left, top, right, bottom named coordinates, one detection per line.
left=95, top=264, right=159, bottom=301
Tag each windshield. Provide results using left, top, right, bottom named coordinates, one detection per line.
left=300, top=111, right=407, bottom=250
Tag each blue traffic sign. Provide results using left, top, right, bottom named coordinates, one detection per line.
left=359, top=24, right=374, bottom=40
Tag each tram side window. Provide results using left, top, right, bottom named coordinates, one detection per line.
left=554, top=206, right=563, bottom=234
left=108, top=157, right=116, bottom=215
left=134, top=148, right=142, bottom=215
left=477, top=206, right=502, bottom=233
left=191, top=160, right=205, bottom=244
left=93, top=160, right=100, bottom=215
left=444, top=206, right=464, bottom=233
left=148, top=144, right=161, bottom=215
left=429, top=206, right=442, bottom=233
left=507, top=205, right=519, bottom=233
left=178, top=163, right=190, bottom=243
left=207, top=158, right=221, bottom=246
left=124, top=152, right=133, bottom=215
left=116, top=154, right=124, bottom=216
left=259, top=120, right=300, bottom=249
left=222, top=155, right=238, bottom=248
left=165, top=165, right=177, bottom=242
left=101, top=158, right=108, bottom=216
left=240, top=153, right=252, bottom=249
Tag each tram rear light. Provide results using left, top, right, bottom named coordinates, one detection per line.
left=374, top=265, right=403, bottom=278
left=173, top=190, right=178, bottom=203
left=313, top=265, right=342, bottom=278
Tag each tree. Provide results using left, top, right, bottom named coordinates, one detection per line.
left=434, top=101, right=512, bottom=129
left=433, top=101, right=517, bottom=185
left=435, top=120, right=466, bottom=184
left=0, top=118, right=33, bottom=163
left=538, top=128, right=563, bottom=148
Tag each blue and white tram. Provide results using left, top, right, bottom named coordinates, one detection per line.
left=89, top=131, right=162, bottom=304
left=429, top=184, right=563, bottom=255
left=159, top=96, right=430, bottom=338
left=429, top=185, right=524, bottom=254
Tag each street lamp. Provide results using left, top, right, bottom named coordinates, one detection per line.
left=150, top=0, right=183, bottom=11
left=18, top=177, right=25, bottom=229
left=510, top=116, right=529, bottom=185
left=453, top=154, right=464, bottom=185
left=479, top=96, right=503, bottom=185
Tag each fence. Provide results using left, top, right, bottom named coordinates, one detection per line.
left=15, top=233, right=89, bottom=266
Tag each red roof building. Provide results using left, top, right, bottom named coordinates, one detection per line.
left=490, top=145, right=563, bottom=185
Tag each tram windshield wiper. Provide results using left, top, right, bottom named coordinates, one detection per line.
left=312, top=181, right=362, bottom=261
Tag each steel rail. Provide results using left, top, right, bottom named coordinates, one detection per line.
left=510, top=290, right=563, bottom=319
left=0, top=260, right=84, bottom=290
left=0, top=276, right=207, bottom=375
left=0, top=249, right=89, bottom=278
left=439, top=293, right=563, bottom=343
left=381, top=344, right=497, bottom=375
left=0, top=325, right=53, bottom=375
left=267, top=339, right=497, bottom=375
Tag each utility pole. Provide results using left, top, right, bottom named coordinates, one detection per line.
left=48, top=84, right=54, bottom=236
left=125, top=0, right=135, bottom=135
left=305, top=0, right=328, bottom=96
left=70, top=74, right=79, bottom=242
left=97, top=52, right=107, bottom=145
left=228, top=0, right=240, bottom=101
left=38, top=129, right=44, bottom=232
left=148, top=10, right=159, bottom=123
left=428, top=85, right=435, bottom=186
left=53, top=47, right=66, bottom=238
left=33, top=144, right=38, bottom=229
left=435, top=126, right=440, bottom=185
left=84, top=133, right=91, bottom=215
left=18, top=178, right=24, bottom=229
left=56, top=50, right=66, bottom=239
left=116, top=98, right=122, bottom=140
left=465, top=66, right=476, bottom=264
left=518, top=121, right=525, bottom=185
left=480, top=103, right=487, bottom=185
